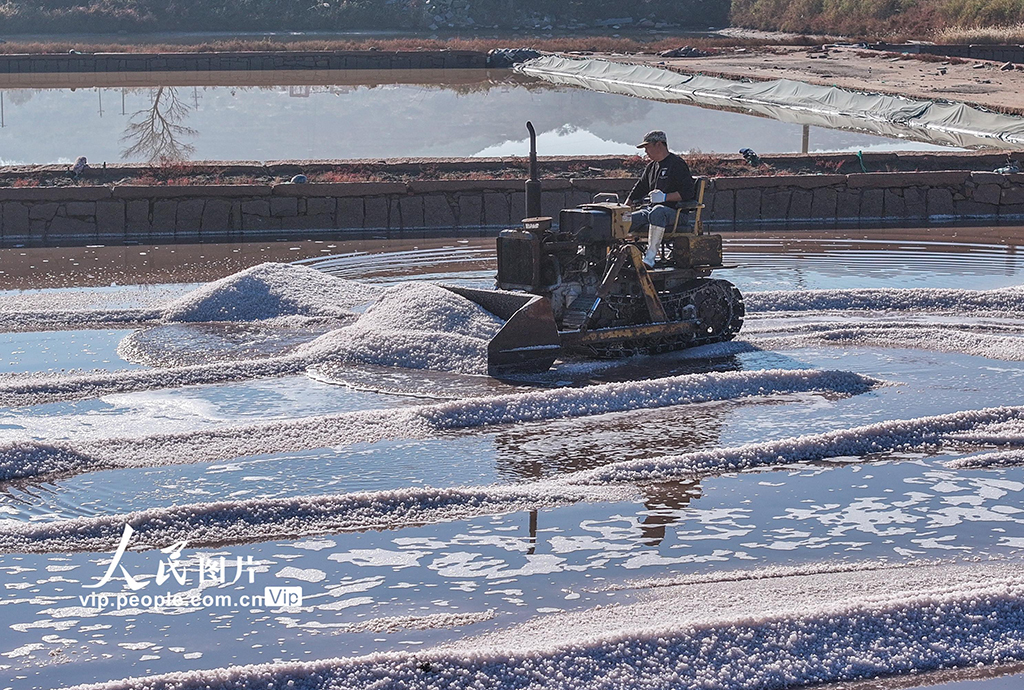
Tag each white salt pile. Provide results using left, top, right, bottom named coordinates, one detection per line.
left=750, top=322, right=1024, bottom=362
left=0, top=275, right=507, bottom=401
left=945, top=417, right=1024, bottom=446
left=354, top=282, right=504, bottom=339
left=62, top=561, right=1024, bottom=690
left=951, top=448, right=1024, bottom=468
left=0, top=281, right=507, bottom=404
left=747, top=285, right=1024, bottom=315
left=162, top=262, right=381, bottom=322
left=298, top=282, right=505, bottom=374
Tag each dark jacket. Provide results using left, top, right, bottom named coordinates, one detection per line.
left=627, top=152, right=695, bottom=209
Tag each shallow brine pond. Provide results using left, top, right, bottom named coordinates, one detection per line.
left=2, top=229, right=1024, bottom=690
left=0, top=69, right=955, bottom=165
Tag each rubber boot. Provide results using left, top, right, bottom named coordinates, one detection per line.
left=643, top=225, right=665, bottom=268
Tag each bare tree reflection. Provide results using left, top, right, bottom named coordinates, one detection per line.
left=120, top=87, right=197, bottom=162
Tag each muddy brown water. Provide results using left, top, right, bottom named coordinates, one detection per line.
left=0, top=226, right=1019, bottom=291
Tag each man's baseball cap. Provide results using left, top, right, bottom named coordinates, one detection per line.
left=636, top=130, right=667, bottom=147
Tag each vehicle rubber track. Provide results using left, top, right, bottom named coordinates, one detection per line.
left=570, top=278, right=744, bottom=359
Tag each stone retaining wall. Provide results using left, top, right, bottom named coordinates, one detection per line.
left=2, top=171, right=1022, bottom=246
left=0, top=50, right=487, bottom=74
left=703, top=171, right=1024, bottom=229
left=872, top=43, right=1024, bottom=64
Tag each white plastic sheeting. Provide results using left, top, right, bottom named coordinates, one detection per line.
left=516, top=55, right=1024, bottom=150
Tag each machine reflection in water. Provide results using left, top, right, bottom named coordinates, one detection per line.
left=490, top=395, right=727, bottom=551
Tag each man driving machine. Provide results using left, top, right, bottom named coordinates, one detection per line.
left=626, top=130, right=696, bottom=268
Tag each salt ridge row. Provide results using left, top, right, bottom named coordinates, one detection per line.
left=9, top=398, right=1024, bottom=555
left=65, top=562, right=1024, bottom=690
left=0, top=368, right=875, bottom=484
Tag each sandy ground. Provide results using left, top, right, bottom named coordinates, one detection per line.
left=604, top=45, right=1024, bottom=115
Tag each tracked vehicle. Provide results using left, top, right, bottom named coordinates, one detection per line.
left=448, top=122, right=744, bottom=375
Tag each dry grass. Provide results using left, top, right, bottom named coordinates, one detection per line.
left=730, top=0, right=945, bottom=40
left=732, top=0, right=1024, bottom=43
left=0, top=151, right=1006, bottom=188
left=934, top=23, right=1024, bottom=43
left=0, top=34, right=790, bottom=56
left=686, top=151, right=753, bottom=177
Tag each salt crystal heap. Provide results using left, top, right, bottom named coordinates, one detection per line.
left=150, top=263, right=507, bottom=374
left=162, top=262, right=380, bottom=323
left=299, top=282, right=505, bottom=374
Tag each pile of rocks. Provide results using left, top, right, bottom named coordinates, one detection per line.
left=658, top=45, right=710, bottom=58
left=422, top=0, right=477, bottom=29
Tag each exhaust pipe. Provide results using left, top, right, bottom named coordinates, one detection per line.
left=525, top=121, right=542, bottom=218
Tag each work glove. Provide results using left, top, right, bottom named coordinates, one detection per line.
left=649, top=190, right=666, bottom=204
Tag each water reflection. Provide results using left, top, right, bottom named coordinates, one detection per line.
left=638, top=479, right=703, bottom=546
left=121, top=86, right=197, bottom=162
left=0, top=70, right=956, bottom=165
left=521, top=478, right=703, bottom=554
left=491, top=403, right=725, bottom=482
left=488, top=386, right=727, bottom=549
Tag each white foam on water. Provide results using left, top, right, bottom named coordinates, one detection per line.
left=63, top=561, right=1024, bottom=690
left=275, top=567, right=327, bottom=583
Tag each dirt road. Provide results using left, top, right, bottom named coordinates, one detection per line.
left=603, top=45, right=1024, bottom=115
